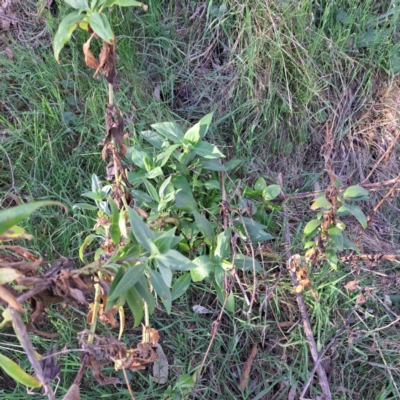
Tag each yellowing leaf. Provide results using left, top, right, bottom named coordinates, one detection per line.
left=0, top=268, right=22, bottom=285
left=0, top=226, right=33, bottom=242
left=0, top=353, right=42, bottom=388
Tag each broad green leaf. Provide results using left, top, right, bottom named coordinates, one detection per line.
left=65, top=0, right=89, bottom=9
left=149, top=269, right=172, bottom=314
left=156, top=144, right=180, bottom=168
left=214, top=264, right=224, bottom=288
left=89, top=12, right=114, bottom=43
left=81, top=191, right=103, bottom=201
left=184, top=112, right=213, bottom=143
left=225, top=290, right=235, bottom=313
left=0, top=225, right=33, bottom=242
left=130, top=147, right=151, bottom=169
left=140, top=130, right=165, bottom=149
left=131, top=190, right=154, bottom=206
left=193, top=211, right=215, bottom=243
left=154, top=228, right=181, bottom=252
left=158, top=263, right=172, bottom=287
left=214, top=229, right=232, bottom=261
left=108, top=263, right=146, bottom=302
left=128, top=207, right=155, bottom=252
left=204, top=180, right=220, bottom=190
left=124, top=286, right=144, bottom=327
left=151, top=121, right=184, bottom=143
left=91, top=174, right=101, bottom=192
left=0, top=268, right=22, bottom=285
left=135, top=276, right=155, bottom=315
left=234, top=255, right=263, bottom=271
left=198, top=159, right=226, bottom=171
left=159, top=176, right=172, bottom=199
left=109, top=197, right=121, bottom=246
left=303, top=219, right=322, bottom=236
left=72, top=203, right=98, bottom=211
left=156, top=250, right=196, bottom=271
left=54, top=11, right=83, bottom=62
left=237, top=218, right=273, bottom=242
left=175, top=190, right=198, bottom=212
left=343, top=204, right=367, bottom=229
left=343, top=236, right=359, bottom=251
left=327, top=226, right=344, bottom=251
left=193, top=141, right=225, bottom=159
left=0, top=353, right=42, bottom=388
left=79, top=234, right=96, bottom=261
left=143, top=179, right=160, bottom=202
left=254, top=177, right=267, bottom=192
left=0, top=201, right=64, bottom=236
left=262, top=185, right=281, bottom=201
left=225, top=159, right=241, bottom=171
left=191, top=256, right=214, bottom=282
left=343, top=185, right=369, bottom=199
left=104, top=0, right=146, bottom=8
left=145, top=167, right=164, bottom=180
left=171, top=273, right=191, bottom=300
left=106, top=266, right=128, bottom=310
left=311, top=196, right=332, bottom=210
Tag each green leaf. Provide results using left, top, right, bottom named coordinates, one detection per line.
left=73, top=203, right=98, bottom=211
left=104, top=0, right=146, bottom=7
left=156, top=144, right=180, bottom=167
left=204, top=180, right=220, bottom=190
left=327, top=226, right=344, bottom=251
left=343, top=236, right=359, bottom=251
left=53, top=11, right=83, bottom=62
left=89, top=12, right=114, bottom=43
left=311, top=196, right=332, bottom=210
left=129, top=147, right=151, bottom=169
left=0, top=268, right=22, bottom=285
left=191, top=256, right=214, bottom=282
left=343, top=204, right=368, bottom=229
left=193, top=141, right=225, bottom=159
left=149, top=269, right=172, bottom=314
left=143, top=179, right=160, bottom=202
left=159, top=176, right=172, bottom=199
left=0, top=201, right=64, bottom=236
left=175, top=190, right=198, bottom=212
left=0, top=353, right=42, bottom=388
left=79, top=234, right=96, bottom=262
left=171, top=273, right=191, bottom=301
left=262, top=185, right=281, bottom=201
left=234, top=255, right=263, bottom=271
left=106, top=267, right=125, bottom=309
left=193, top=211, right=215, bottom=243
left=151, top=121, right=184, bottom=143
left=135, top=276, right=155, bottom=315
left=303, top=219, right=322, bottom=236
left=124, top=286, right=143, bottom=328
left=225, top=159, right=241, bottom=171
left=128, top=207, right=155, bottom=252
left=254, top=177, right=267, bottom=192
left=237, top=217, right=273, bottom=242
left=145, top=167, right=164, bottom=180
left=225, top=290, right=235, bottom=313
left=158, top=263, right=172, bottom=287
left=184, top=112, right=213, bottom=143
left=65, top=0, right=89, bottom=9
left=109, top=197, right=121, bottom=246
left=343, top=185, right=369, bottom=199
left=108, top=263, right=146, bottom=302
left=214, top=229, right=231, bottom=261
left=154, top=228, right=182, bottom=253
left=198, top=159, right=226, bottom=171
left=0, top=225, right=33, bottom=242
left=156, top=250, right=196, bottom=271
left=140, top=130, right=165, bottom=149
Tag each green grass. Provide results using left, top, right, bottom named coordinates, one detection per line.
left=1, top=0, right=400, bottom=398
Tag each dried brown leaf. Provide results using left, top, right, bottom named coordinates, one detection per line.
left=0, top=285, right=25, bottom=312
left=344, top=280, right=359, bottom=291
left=152, top=344, right=168, bottom=384
left=356, top=292, right=367, bottom=305
left=62, top=383, right=80, bottom=400
left=0, top=267, right=22, bottom=285
left=88, top=358, right=121, bottom=386
left=5, top=47, right=13, bottom=60
left=83, top=38, right=99, bottom=70
left=240, top=344, right=258, bottom=390
left=145, top=327, right=160, bottom=346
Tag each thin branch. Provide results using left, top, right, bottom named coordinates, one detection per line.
left=278, top=174, right=332, bottom=400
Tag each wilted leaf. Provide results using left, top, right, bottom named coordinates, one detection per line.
left=356, top=292, right=367, bottom=305
left=344, top=280, right=359, bottom=291
left=192, top=305, right=213, bottom=314
left=0, top=225, right=34, bottom=242
left=83, top=37, right=99, bottom=69
left=40, top=348, right=61, bottom=384
left=62, top=383, right=80, bottom=400
left=152, top=344, right=169, bottom=384
left=0, top=268, right=22, bottom=285
left=240, top=344, right=258, bottom=390
left=88, top=357, right=121, bottom=385
left=0, top=353, right=42, bottom=388
left=0, top=286, right=24, bottom=312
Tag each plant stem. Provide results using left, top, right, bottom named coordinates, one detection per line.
left=108, top=83, right=114, bottom=105
left=143, top=301, right=150, bottom=343
left=88, top=271, right=102, bottom=345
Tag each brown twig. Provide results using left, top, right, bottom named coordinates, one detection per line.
left=278, top=174, right=332, bottom=400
